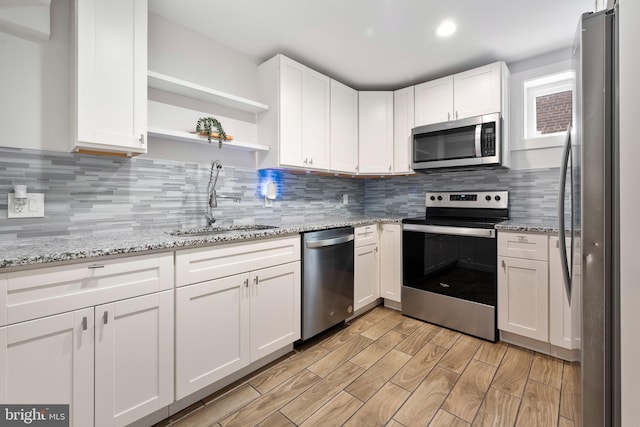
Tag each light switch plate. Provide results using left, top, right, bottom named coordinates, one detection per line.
left=8, top=193, right=44, bottom=218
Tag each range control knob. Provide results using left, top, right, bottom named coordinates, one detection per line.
left=430, top=195, right=436, bottom=201
left=495, top=195, right=501, bottom=201
left=437, top=195, right=443, bottom=201
left=485, top=195, right=492, bottom=201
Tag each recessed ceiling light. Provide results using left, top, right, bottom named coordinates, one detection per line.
left=436, top=20, right=456, bottom=38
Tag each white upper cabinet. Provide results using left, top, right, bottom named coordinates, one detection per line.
left=414, top=76, right=454, bottom=126
left=72, top=0, right=148, bottom=156
left=414, top=62, right=507, bottom=127
left=358, top=91, right=394, bottom=174
left=393, top=86, right=415, bottom=174
left=258, top=54, right=330, bottom=170
left=330, top=79, right=359, bottom=174
left=453, top=62, right=503, bottom=120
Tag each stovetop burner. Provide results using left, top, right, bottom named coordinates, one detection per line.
left=403, top=190, right=509, bottom=228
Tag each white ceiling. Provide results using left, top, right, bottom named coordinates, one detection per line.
left=149, top=0, right=594, bottom=90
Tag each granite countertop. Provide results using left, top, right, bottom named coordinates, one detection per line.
left=495, top=218, right=562, bottom=233
left=0, top=217, right=402, bottom=271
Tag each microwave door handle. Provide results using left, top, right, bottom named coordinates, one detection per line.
left=475, top=125, right=482, bottom=157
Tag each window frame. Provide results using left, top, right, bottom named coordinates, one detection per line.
left=522, top=70, right=576, bottom=149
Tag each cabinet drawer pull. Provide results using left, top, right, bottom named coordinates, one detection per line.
left=501, top=259, right=506, bottom=269
left=103, top=311, right=109, bottom=325
left=88, top=264, right=105, bottom=269
left=455, top=110, right=459, bottom=119
left=254, top=276, right=259, bottom=285
left=82, top=316, right=87, bottom=330
left=309, top=158, right=313, bottom=165
left=517, top=236, right=527, bottom=242
left=244, top=278, right=249, bottom=288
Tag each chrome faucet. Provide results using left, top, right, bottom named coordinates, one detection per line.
left=205, top=160, right=240, bottom=225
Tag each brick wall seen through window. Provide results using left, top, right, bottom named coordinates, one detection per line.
left=535, top=90, right=572, bottom=134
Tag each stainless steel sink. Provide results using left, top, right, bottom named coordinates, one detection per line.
left=169, top=224, right=279, bottom=237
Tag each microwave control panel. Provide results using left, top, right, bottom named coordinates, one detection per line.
left=481, top=123, right=496, bottom=156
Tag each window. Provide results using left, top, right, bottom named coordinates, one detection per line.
left=524, top=71, right=575, bottom=143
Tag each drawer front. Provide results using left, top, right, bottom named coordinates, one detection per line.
left=5, top=253, right=174, bottom=325
left=175, top=236, right=301, bottom=286
left=498, top=232, right=548, bottom=261
left=354, top=224, right=379, bottom=247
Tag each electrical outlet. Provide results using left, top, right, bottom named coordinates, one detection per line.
left=343, top=194, right=349, bottom=205
left=7, top=193, right=44, bottom=218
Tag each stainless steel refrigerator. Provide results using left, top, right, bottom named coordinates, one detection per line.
left=559, top=4, right=620, bottom=426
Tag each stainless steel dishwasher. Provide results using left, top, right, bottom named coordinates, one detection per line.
left=301, top=226, right=355, bottom=340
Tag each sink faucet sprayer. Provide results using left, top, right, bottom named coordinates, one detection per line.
left=205, top=160, right=240, bottom=225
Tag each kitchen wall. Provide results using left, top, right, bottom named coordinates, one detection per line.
left=0, top=146, right=364, bottom=240
left=619, top=0, right=640, bottom=421
left=364, top=167, right=563, bottom=222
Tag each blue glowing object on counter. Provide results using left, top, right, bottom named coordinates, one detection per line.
left=258, top=169, right=283, bottom=199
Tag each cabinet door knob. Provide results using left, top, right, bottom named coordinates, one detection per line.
left=244, top=278, right=249, bottom=288
left=355, top=165, right=359, bottom=172
left=304, top=158, right=308, bottom=164
left=375, top=246, right=378, bottom=253
left=388, top=165, right=392, bottom=172
left=501, top=259, right=506, bottom=269
left=103, top=311, right=109, bottom=325
left=455, top=111, right=459, bottom=119
left=82, top=316, right=88, bottom=331
left=448, top=112, right=450, bottom=121
left=254, top=276, right=259, bottom=285
left=309, top=158, right=313, bottom=165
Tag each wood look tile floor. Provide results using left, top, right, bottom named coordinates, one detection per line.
left=155, top=307, right=580, bottom=427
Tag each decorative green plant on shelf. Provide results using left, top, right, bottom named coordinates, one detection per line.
left=196, top=117, right=227, bottom=148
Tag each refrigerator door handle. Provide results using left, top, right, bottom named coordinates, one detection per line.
left=558, top=125, right=573, bottom=303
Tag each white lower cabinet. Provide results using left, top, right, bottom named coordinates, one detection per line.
left=0, top=290, right=173, bottom=427
left=94, top=290, right=174, bottom=427
left=175, top=261, right=300, bottom=400
left=498, top=231, right=580, bottom=360
left=175, top=236, right=301, bottom=400
left=379, top=223, right=402, bottom=303
left=354, top=224, right=380, bottom=312
left=498, top=256, right=549, bottom=341
left=549, top=236, right=581, bottom=351
left=0, top=309, right=95, bottom=427
left=0, top=252, right=174, bottom=427
left=176, top=274, right=250, bottom=400
left=249, top=262, right=301, bottom=361
left=354, top=244, right=378, bottom=311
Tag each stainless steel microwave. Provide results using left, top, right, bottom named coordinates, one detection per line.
left=411, top=112, right=503, bottom=171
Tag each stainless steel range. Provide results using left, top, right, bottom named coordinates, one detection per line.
left=402, top=190, right=508, bottom=341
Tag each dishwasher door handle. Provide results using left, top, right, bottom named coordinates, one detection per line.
left=306, top=234, right=354, bottom=248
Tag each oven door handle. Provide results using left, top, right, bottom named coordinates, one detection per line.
left=403, top=223, right=496, bottom=238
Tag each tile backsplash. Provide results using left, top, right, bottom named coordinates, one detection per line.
left=0, top=147, right=364, bottom=240
left=1, top=147, right=562, bottom=240
left=364, top=166, right=563, bottom=221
